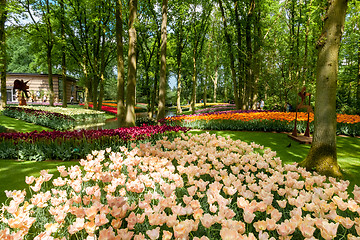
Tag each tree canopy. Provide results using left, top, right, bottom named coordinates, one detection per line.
left=0, top=0, right=359, bottom=114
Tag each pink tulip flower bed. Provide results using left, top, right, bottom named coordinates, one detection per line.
left=1, top=132, right=360, bottom=239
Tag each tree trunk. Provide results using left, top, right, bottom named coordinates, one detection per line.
left=116, top=0, right=125, bottom=124
left=204, top=33, right=212, bottom=107
left=190, top=47, right=197, bottom=114
left=357, top=31, right=360, bottom=112
left=47, top=46, right=54, bottom=106
left=150, top=38, right=160, bottom=119
left=251, top=9, right=261, bottom=109
left=203, top=78, right=207, bottom=106
left=303, top=0, right=313, bottom=85
left=98, top=73, right=104, bottom=110
left=60, top=0, right=67, bottom=108
left=125, top=0, right=138, bottom=127
left=176, top=56, right=182, bottom=114
left=212, top=66, right=218, bottom=103
left=46, top=0, right=54, bottom=106
left=175, top=31, right=183, bottom=114
left=92, top=72, right=99, bottom=110
left=300, top=0, right=348, bottom=177
left=234, top=0, right=244, bottom=108
left=218, top=0, right=240, bottom=109
left=46, top=2, right=54, bottom=106
left=0, top=0, right=7, bottom=109
left=157, top=0, right=168, bottom=121
left=244, top=0, right=254, bottom=109
left=97, top=31, right=106, bottom=111
left=82, top=61, right=90, bottom=109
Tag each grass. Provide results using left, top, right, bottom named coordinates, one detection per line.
left=0, top=114, right=51, bottom=132
left=0, top=160, right=78, bottom=204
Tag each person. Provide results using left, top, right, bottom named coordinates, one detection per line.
left=286, top=102, right=293, bottom=112
left=70, top=96, right=74, bottom=104
left=260, top=99, right=264, bottom=110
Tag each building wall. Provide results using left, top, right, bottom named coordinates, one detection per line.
left=5, top=73, right=78, bottom=103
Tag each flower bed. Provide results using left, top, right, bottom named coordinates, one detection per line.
left=164, top=110, right=360, bottom=136
left=195, top=104, right=236, bottom=114
left=82, top=103, right=146, bottom=115
left=3, top=106, right=76, bottom=131
left=2, top=106, right=107, bottom=131
left=1, top=133, right=360, bottom=239
left=19, top=106, right=106, bottom=121
left=0, top=125, right=189, bottom=161
left=6, top=101, right=63, bottom=106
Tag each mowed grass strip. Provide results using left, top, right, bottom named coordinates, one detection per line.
left=0, top=114, right=51, bottom=132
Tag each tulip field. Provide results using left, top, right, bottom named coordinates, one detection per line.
left=1, top=104, right=360, bottom=239
left=165, top=110, right=360, bottom=136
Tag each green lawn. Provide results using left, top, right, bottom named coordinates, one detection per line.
left=0, top=114, right=51, bottom=132
left=0, top=160, right=78, bottom=204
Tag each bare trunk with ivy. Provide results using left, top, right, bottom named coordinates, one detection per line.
left=300, top=0, right=348, bottom=177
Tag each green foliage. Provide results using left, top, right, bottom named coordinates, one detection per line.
left=0, top=125, right=6, bottom=133
left=3, top=0, right=360, bottom=114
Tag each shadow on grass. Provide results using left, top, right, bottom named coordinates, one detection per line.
left=0, top=160, right=78, bottom=204
left=0, top=115, right=51, bottom=132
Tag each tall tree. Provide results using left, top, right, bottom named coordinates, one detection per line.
left=116, top=0, right=125, bottom=124
left=300, top=0, right=348, bottom=177
left=21, top=0, right=55, bottom=106
left=358, top=33, right=360, bottom=111
left=244, top=0, right=255, bottom=109
left=356, top=8, right=360, bottom=112
left=0, top=0, right=6, bottom=109
left=125, top=0, right=137, bottom=127
left=218, top=0, right=240, bottom=110
left=45, top=0, right=55, bottom=106
left=60, top=0, right=67, bottom=108
left=157, top=0, right=168, bottom=120
left=173, top=2, right=189, bottom=114
left=137, top=0, right=161, bottom=118
left=189, top=1, right=212, bottom=113
left=233, top=0, right=245, bottom=107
